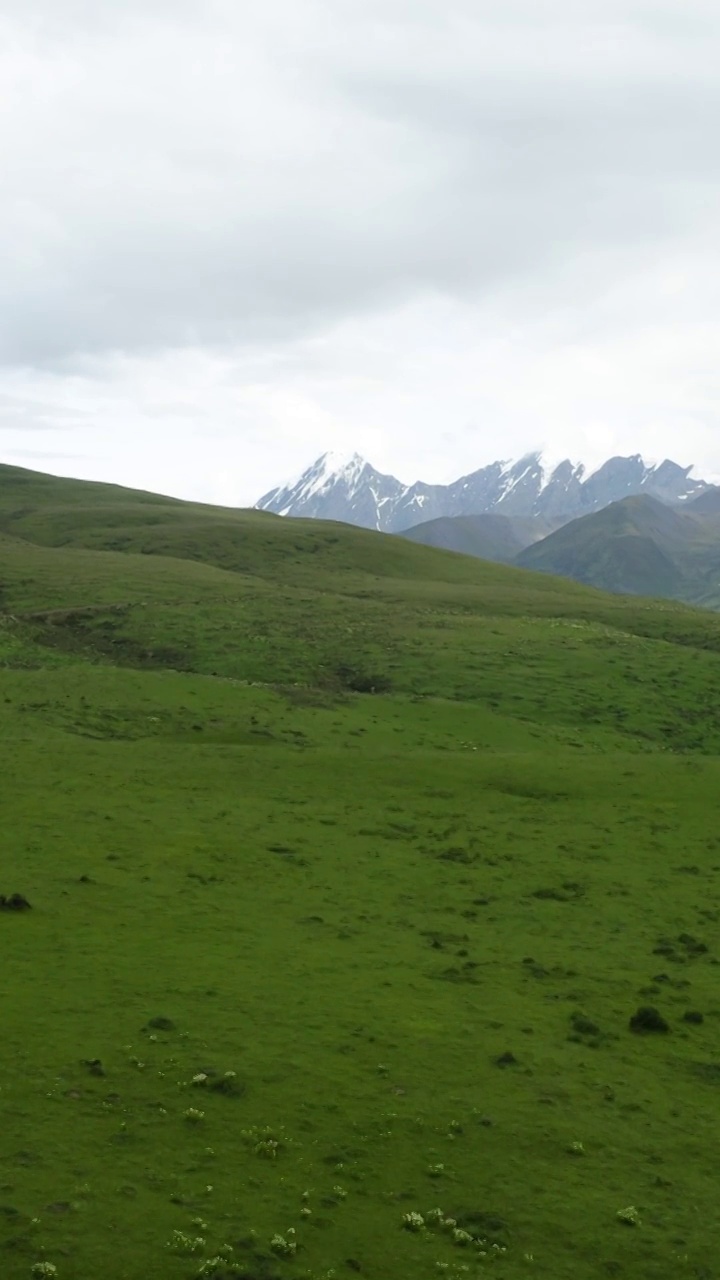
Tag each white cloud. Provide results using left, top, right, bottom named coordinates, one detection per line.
left=0, top=0, right=719, bottom=500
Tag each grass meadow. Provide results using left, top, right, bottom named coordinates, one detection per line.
left=1, top=464, right=720, bottom=1279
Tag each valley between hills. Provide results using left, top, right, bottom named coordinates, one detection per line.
left=2, top=461, right=720, bottom=1280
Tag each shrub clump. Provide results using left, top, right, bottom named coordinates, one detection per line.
left=629, top=1006, right=670, bottom=1034
left=0, top=893, right=31, bottom=911
left=209, top=1071, right=245, bottom=1098
left=570, top=1012, right=600, bottom=1037
left=333, top=664, right=392, bottom=694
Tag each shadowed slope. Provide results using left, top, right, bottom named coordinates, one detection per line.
left=516, top=493, right=720, bottom=601
left=398, top=512, right=561, bottom=562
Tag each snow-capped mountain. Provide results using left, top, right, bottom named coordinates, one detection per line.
left=255, top=451, right=709, bottom=533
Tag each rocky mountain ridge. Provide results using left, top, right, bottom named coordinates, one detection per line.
left=256, top=450, right=710, bottom=532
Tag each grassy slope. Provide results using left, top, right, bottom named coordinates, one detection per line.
left=2, top=465, right=720, bottom=1280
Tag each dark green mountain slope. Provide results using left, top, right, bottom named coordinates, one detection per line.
left=398, top=489, right=720, bottom=611
left=687, top=485, right=720, bottom=515
left=399, top=511, right=560, bottom=561
left=516, top=493, right=720, bottom=604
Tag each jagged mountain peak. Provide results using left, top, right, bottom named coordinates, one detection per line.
left=314, top=449, right=368, bottom=477
left=285, top=449, right=368, bottom=492
left=260, top=450, right=375, bottom=519
left=256, top=450, right=709, bottom=533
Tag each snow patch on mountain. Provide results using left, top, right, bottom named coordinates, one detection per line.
left=288, top=451, right=365, bottom=501
left=256, top=449, right=710, bottom=533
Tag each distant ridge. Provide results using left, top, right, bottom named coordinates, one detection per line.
left=399, top=512, right=562, bottom=563
left=256, top=450, right=710, bottom=532
left=515, top=492, right=720, bottom=607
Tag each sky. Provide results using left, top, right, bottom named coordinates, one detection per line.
left=1, top=0, right=719, bottom=505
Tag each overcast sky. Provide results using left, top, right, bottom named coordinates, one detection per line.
left=1, top=0, right=719, bottom=504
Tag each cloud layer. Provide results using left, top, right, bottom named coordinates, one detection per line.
left=1, top=0, right=719, bottom=500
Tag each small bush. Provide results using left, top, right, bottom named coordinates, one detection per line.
left=570, top=1012, right=600, bottom=1037
left=0, top=893, right=31, bottom=911
left=334, top=664, right=392, bottom=694
left=629, top=1006, right=670, bottom=1034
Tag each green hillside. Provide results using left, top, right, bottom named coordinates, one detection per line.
left=0, top=465, right=584, bottom=595
left=398, top=513, right=559, bottom=563
left=516, top=494, right=720, bottom=607
left=3, top=463, right=720, bottom=1280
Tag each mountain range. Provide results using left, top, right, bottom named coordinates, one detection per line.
left=256, top=450, right=720, bottom=608
left=256, top=449, right=710, bottom=532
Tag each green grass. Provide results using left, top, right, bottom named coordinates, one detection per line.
left=2, top=463, right=720, bottom=1279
